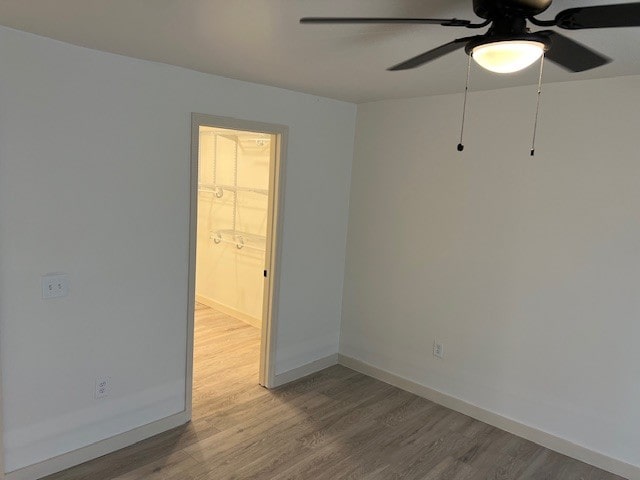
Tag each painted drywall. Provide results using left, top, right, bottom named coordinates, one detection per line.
left=196, top=129, right=271, bottom=323
left=0, top=26, right=355, bottom=472
left=341, top=75, right=640, bottom=469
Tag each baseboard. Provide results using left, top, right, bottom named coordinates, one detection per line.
left=273, top=353, right=339, bottom=388
left=195, top=294, right=261, bottom=329
left=5, top=411, right=190, bottom=480
left=338, top=354, right=639, bottom=480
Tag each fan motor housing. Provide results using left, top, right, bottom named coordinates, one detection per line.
left=473, top=0, right=552, bottom=19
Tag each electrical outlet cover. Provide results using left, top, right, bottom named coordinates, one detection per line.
left=95, top=376, right=111, bottom=399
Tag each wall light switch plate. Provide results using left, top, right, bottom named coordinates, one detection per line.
left=42, top=273, right=69, bottom=299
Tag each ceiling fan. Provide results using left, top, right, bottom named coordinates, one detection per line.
left=300, top=0, right=640, bottom=74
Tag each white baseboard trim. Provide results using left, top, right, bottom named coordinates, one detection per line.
left=338, top=354, right=639, bottom=480
left=195, top=294, right=261, bottom=329
left=6, top=411, right=190, bottom=480
left=273, top=353, right=339, bottom=388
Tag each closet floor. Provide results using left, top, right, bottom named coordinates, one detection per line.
left=43, top=304, right=624, bottom=480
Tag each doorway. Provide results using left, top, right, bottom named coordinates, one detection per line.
left=186, top=114, right=287, bottom=415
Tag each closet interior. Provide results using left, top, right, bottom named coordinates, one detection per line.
left=195, top=126, right=272, bottom=329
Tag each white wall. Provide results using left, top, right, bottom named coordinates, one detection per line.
left=0, top=27, right=355, bottom=472
left=341, top=75, right=640, bottom=469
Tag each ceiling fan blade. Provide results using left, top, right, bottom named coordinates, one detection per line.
left=539, top=30, right=611, bottom=72
left=300, top=17, right=472, bottom=27
left=554, top=3, right=640, bottom=29
left=387, top=36, right=478, bottom=72
left=388, top=37, right=477, bottom=71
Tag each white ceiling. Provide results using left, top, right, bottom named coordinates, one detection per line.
left=1, top=0, right=639, bottom=103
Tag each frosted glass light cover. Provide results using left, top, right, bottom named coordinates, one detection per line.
left=472, top=41, right=544, bottom=74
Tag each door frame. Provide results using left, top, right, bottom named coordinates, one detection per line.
left=186, top=113, right=287, bottom=415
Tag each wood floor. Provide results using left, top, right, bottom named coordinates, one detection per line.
left=44, top=304, right=624, bottom=480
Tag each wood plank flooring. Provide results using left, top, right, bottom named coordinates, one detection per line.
left=44, top=304, right=625, bottom=479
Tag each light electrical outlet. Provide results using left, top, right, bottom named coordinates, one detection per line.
left=95, top=376, right=111, bottom=399
left=433, top=341, right=444, bottom=359
left=41, top=273, right=69, bottom=299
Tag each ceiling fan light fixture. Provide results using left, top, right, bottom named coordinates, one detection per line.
left=471, top=40, right=545, bottom=73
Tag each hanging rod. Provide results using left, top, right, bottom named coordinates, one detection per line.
left=200, top=131, right=270, bottom=143
left=198, top=183, right=268, bottom=196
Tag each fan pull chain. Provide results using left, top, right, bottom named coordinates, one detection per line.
left=458, top=54, right=473, bottom=152
left=530, top=54, right=545, bottom=156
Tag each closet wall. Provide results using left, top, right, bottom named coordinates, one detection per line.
left=196, top=127, right=271, bottom=326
